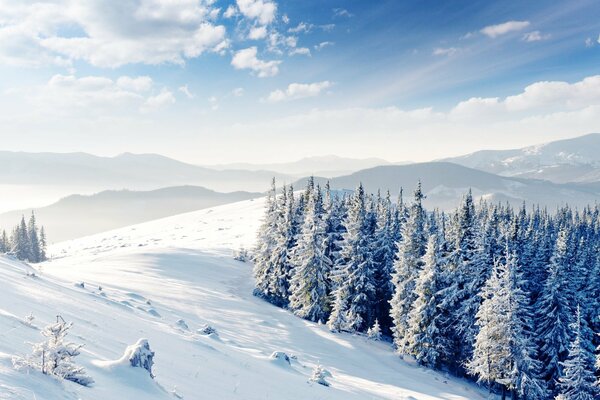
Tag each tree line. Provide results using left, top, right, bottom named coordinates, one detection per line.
left=0, top=212, right=47, bottom=263
left=253, top=178, right=600, bottom=400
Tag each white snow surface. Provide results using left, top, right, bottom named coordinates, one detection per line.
left=0, top=198, right=488, bottom=399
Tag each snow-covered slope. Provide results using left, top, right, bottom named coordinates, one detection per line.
left=1, top=199, right=488, bottom=399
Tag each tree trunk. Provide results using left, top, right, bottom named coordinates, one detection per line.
left=501, top=386, right=506, bottom=400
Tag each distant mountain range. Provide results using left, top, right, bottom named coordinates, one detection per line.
left=0, top=151, right=290, bottom=193
left=0, top=186, right=260, bottom=243
left=3, top=134, right=600, bottom=242
left=206, top=155, right=398, bottom=177
left=443, top=133, right=600, bottom=183
left=296, top=162, right=600, bottom=210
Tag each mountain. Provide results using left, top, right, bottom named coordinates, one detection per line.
left=296, top=162, right=600, bottom=210
left=0, top=151, right=287, bottom=212
left=0, top=198, right=489, bottom=399
left=207, top=155, right=395, bottom=178
left=0, top=186, right=260, bottom=243
left=443, top=133, right=600, bottom=183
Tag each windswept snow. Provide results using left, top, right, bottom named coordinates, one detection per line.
left=0, top=198, right=488, bottom=399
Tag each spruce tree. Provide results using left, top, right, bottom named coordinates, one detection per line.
left=556, top=306, right=597, bottom=400
left=390, top=182, right=426, bottom=352
left=253, top=179, right=280, bottom=301
left=28, top=212, right=41, bottom=263
left=405, top=234, right=444, bottom=368
left=535, top=227, right=574, bottom=394
left=289, top=188, right=332, bottom=322
left=327, top=184, right=376, bottom=333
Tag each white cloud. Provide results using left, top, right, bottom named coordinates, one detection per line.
left=231, top=47, right=281, bottom=77
left=21, top=74, right=178, bottom=116
left=450, top=76, right=600, bottom=117
left=248, top=26, right=267, bottom=40
left=289, top=47, right=311, bottom=56
left=432, top=47, right=459, bottom=57
left=142, top=89, right=176, bottom=113
left=333, top=8, right=353, bottom=18
left=314, top=41, right=334, bottom=51
left=232, top=87, right=244, bottom=97
left=480, top=20, right=530, bottom=38
left=282, top=14, right=289, bottom=24
left=117, top=76, right=153, bottom=92
left=288, top=22, right=312, bottom=34
left=267, top=81, right=332, bottom=102
left=522, top=31, right=550, bottom=42
left=178, top=85, right=195, bottom=99
left=585, top=37, right=595, bottom=47
left=320, top=24, right=335, bottom=32
left=223, top=5, right=237, bottom=18
left=0, top=1, right=228, bottom=68
left=236, top=0, right=277, bottom=25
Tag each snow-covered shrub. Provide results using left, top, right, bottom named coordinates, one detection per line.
left=269, top=351, right=291, bottom=365
left=197, top=324, right=217, bottom=336
left=25, top=312, right=35, bottom=326
left=309, top=364, right=330, bottom=386
left=13, top=315, right=93, bottom=386
left=367, top=319, right=381, bottom=341
left=233, top=247, right=250, bottom=262
left=123, top=338, right=155, bottom=378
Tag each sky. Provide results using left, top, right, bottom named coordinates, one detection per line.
left=0, top=0, right=599, bottom=164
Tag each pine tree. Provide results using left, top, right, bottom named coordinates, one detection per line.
left=405, top=234, right=445, bottom=368
left=327, top=184, right=376, bottom=333
left=289, top=188, right=332, bottom=322
left=15, top=315, right=93, bottom=386
left=28, top=212, right=41, bottom=263
left=253, top=179, right=280, bottom=302
left=39, top=227, right=47, bottom=261
left=367, top=319, right=382, bottom=340
left=390, top=182, right=426, bottom=352
left=536, top=228, right=575, bottom=393
left=0, top=230, right=8, bottom=253
left=268, top=185, right=299, bottom=307
left=438, top=190, right=486, bottom=370
left=556, top=306, right=597, bottom=400
left=12, top=215, right=31, bottom=261
left=372, top=191, right=396, bottom=332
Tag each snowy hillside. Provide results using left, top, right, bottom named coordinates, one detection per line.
left=0, top=198, right=488, bottom=400
left=444, top=133, right=600, bottom=183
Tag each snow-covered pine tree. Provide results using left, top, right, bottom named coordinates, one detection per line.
left=555, top=306, right=597, bottom=400
left=0, top=229, right=8, bottom=253
left=405, top=234, right=445, bottom=368
left=535, top=227, right=575, bottom=394
left=367, top=319, right=382, bottom=340
left=253, top=179, right=280, bottom=302
left=268, top=185, right=299, bottom=307
left=389, top=181, right=427, bottom=352
left=17, top=315, right=93, bottom=386
left=12, top=216, right=32, bottom=261
left=28, top=212, right=41, bottom=263
left=289, top=187, right=332, bottom=322
left=39, top=227, right=47, bottom=261
left=438, top=190, right=486, bottom=371
left=327, top=183, right=376, bottom=333
left=372, top=191, right=396, bottom=332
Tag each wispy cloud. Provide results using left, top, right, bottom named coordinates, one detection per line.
left=333, top=8, right=353, bottom=18
left=314, top=41, right=334, bottom=51
left=178, top=85, right=195, bottom=99
left=432, top=47, right=460, bottom=57
left=481, top=21, right=530, bottom=38
left=522, top=31, right=550, bottom=42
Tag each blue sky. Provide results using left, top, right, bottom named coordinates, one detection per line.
left=0, top=0, right=599, bottom=163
